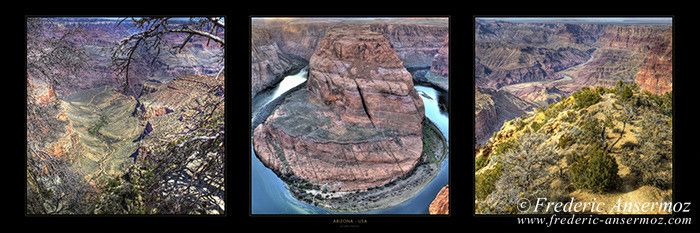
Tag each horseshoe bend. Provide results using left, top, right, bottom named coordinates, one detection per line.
left=252, top=25, right=447, bottom=211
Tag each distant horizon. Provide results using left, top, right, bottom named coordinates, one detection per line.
left=477, top=17, right=672, bottom=24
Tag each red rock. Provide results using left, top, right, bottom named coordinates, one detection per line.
left=307, top=26, right=425, bottom=134
left=634, top=28, right=672, bottom=94
left=253, top=26, right=425, bottom=191
left=250, top=20, right=448, bottom=96
left=429, top=35, right=449, bottom=78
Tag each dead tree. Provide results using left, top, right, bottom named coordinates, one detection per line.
left=110, top=17, right=225, bottom=96
left=26, top=18, right=97, bottom=214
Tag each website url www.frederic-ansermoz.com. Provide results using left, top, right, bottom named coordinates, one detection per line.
left=517, top=214, right=692, bottom=227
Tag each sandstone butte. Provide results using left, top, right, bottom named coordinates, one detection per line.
left=253, top=25, right=426, bottom=192
left=429, top=185, right=449, bottom=215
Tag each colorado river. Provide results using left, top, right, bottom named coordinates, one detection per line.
left=250, top=68, right=449, bottom=214
left=499, top=53, right=595, bottom=92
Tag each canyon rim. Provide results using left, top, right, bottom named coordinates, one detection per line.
left=474, top=17, right=672, bottom=215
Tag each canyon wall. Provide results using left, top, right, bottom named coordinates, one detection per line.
left=634, top=28, right=672, bottom=94
left=250, top=20, right=448, bottom=96
left=429, top=35, right=449, bottom=78
left=476, top=20, right=672, bottom=93
left=475, top=86, right=535, bottom=145
left=475, top=19, right=672, bottom=146
left=46, top=19, right=223, bottom=98
left=27, top=79, right=83, bottom=162
left=251, top=28, right=299, bottom=95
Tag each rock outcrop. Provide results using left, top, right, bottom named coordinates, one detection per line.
left=307, top=26, right=425, bottom=134
left=251, top=28, right=303, bottom=96
left=253, top=26, right=425, bottom=192
left=27, top=79, right=83, bottom=161
left=634, top=28, right=672, bottom=94
left=429, top=35, right=449, bottom=78
left=429, top=185, right=449, bottom=214
left=475, top=86, right=535, bottom=145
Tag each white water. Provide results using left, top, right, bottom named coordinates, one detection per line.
left=270, top=67, right=308, bottom=101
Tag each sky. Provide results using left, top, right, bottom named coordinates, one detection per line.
left=476, top=17, right=672, bottom=24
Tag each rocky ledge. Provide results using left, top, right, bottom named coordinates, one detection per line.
left=429, top=185, right=449, bottom=214
left=253, top=26, right=444, bottom=211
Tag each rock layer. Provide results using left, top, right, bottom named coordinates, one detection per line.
left=429, top=185, right=449, bottom=214
left=634, top=28, right=672, bottom=94
left=251, top=28, right=303, bottom=96
left=253, top=26, right=425, bottom=192
left=429, top=35, right=449, bottom=78
left=475, top=86, right=535, bottom=145
left=250, top=19, right=448, bottom=96
left=307, top=26, right=425, bottom=134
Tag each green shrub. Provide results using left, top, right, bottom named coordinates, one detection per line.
left=562, top=111, right=576, bottom=123
left=595, top=86, right=607, bottom=94
left=475, top=154, right=489, bottom=172
left=572, top=87, right=601, bottom=109
left=614, top=80, right=625, bottom=94
left=515, top=120, right=526, bottom=131
left=530, top=121, right=543, bottom=132
left=619, top=85, right=633, bottom=101
left=493, top=138, right=518, bottom=156
left=557, top=133, right=576, bottom=149
left=475, top=163, right=503, bottom=200
left=544, top=102, right=565, bottom=119
left=570, top=146, right=621, bottom=193
left=577, top=117, right=605, bottom=147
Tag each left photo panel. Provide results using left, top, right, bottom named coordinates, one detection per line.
left=26, top=17, right=225, bottom=215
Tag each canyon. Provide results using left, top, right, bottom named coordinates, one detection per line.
left=254, top=25, right=426, bottom=192
left=474, top=18, right=673, bottom=215
left=474, top=18, right=672, bottom=144
left=251, top=18, right=448, bottom=97
left=26, top=17, right=225, bottom=215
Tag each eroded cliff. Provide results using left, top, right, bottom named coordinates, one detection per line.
left=250, top=19, right=448, bottom=97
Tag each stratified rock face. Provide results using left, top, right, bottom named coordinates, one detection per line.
left=635, top=28, right=672, bottom=94
left=370, top=23, right=449, bottom=68
left=250, top=19, right=448, bottom=97
left=139, top=74, right=224, bottom=139
left=429, top=185, right=449, bottom=214
left=429, top=35, right=449, bottom=78
left=474, top=19, right=673, bottom=94
left=475, top=42, right=591, bottom=89
left=251, top=28, right=297, bottom=96
left=27, top=79, right=82, bottom=161
left=253, top=26, right=425, bottom=191
left=475, top=87, right=535, bottom=145
left=307, top=26, right=425, bottom=134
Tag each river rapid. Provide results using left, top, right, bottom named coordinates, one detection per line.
left=250, top=67, right=449, bottom=214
